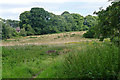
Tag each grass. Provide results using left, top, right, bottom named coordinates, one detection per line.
left=2, top=31, right=91, bottom=46
left=1, top=31, right=119, bottom=79
left=62, top=42, right=118, bottom=79
left=2, top=41, right=119, bottom=79
left=2, top=44, right=71, bottom=78
left=36, top=42, right=118, bottom=79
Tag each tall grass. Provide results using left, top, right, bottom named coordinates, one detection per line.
left=61, top=42, right=118, bottom=79
left=2, top=41, right=119, bottom=79
left=2, top=44, right=70, bottom=78
left=37, top=42, right=118, bottom=79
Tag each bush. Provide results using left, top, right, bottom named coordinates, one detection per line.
left=83, top=27, right=95, bottom=38
left=110, top=36, right=120, bottom=46
left=20, top=28, right=26, bottom=36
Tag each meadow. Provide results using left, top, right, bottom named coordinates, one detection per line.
left=2, top=31, right=119, bottom=79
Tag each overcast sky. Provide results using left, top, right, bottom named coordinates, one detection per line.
left=0, top=0, right=111, bottom=20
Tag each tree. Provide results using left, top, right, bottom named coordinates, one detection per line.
left=19, top=11, right=31, bottom=28
left=61, top=11, right=75, bottom=31
left=2, top=23, right=13, bottom=39
left=83, top=26, right=96, bottom=38
left=94, top=1, right=120, bottom=42
left=23, top=24, right=35, bottom=36
left=0, top=21, right=2, bottom=39
left=83, top=15, right=98, bottom=28
left=71, top=13, right=84, bottom=31
left=5, top=19, right=19, bottom=28
left=20, top=28, right=26, bottom=36
left=30, top=7, right=50, bottom=34
left=1, top=18, right=19, bottom=39
left=61, top=11, right=70, bottom=15
left=19, top=7, right=98, bottom=35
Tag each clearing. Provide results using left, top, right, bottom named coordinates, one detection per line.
left=1, top=31, right=99, bottom=46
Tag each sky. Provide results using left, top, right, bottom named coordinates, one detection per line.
left=0, top=0, right=111, bottom=20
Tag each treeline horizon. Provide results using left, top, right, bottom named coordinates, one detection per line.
left=1, top=1, right=120, bottom=44
left=1, top=7, right=97, bottom=39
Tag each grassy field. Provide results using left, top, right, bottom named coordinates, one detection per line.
left=1, top=31, right=98, bottom=46
left=2, top=31, right=119, bottom=79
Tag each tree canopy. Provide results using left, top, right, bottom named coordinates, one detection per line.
left=19, top=7, right=97, bottom=35
left=95, top=1, right=120, bottom=41
left=1, top=7, right=98, bottom=40
left=83, top=1, right=120, bottom=44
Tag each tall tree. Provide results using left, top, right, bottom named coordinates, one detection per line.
left=94, top=1, right=120, bottom=41
left=71, top=13, right=84, bottom=31
left=30, top=7, right=50, bottom=34
left=19, top=11, right=30, bottom=28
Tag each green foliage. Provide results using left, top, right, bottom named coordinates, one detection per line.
left=2, top=42, right=118, bottom=79
left=61, top=11, right=70, bottom=15
left=71, top=13, right=84, bottom=30
left=11, top=28, right=19, bottom=37
left=24, top=24, right=35, bottom=36
left=83, top=26, right=95, bottom=38
left=57, top=42, right=118, bottom=79
left=84, top=1, right=120, bottom=42
left=2, top=23, right=16, bottom=39
left=0, top=21, right=2, bottom=39
left=83, top=16, right=98, bottom=38
left=5, top=19, right=19, bottom=28
left=37, top=42, right=118, bottom=79
left=1, top=7, right=98, bottom=39
left=1, top=18, right=19, bottom=39
left=19, top=8, right=97, bottom=36
left=29, top=36, right=37, bottom=38
left=84, top=15, right=98, bottom=27
left=20, top=28, right=26, bottom=36
left=94, top=2, right=120, bottom=42
left=19, top=11, right=31, bottom=28
left=2, top=45, right=65, bottom=78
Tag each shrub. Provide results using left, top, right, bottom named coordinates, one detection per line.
left=83, top=27, right=95, bottom=38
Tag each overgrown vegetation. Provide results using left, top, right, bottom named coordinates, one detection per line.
left=2, top=41, right=118, bottom=79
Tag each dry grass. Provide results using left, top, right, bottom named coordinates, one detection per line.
left=1, top=31, right=98, bottom=46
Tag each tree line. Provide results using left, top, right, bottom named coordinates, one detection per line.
left=0, top=18, right=19, bottom=39
left=1, top=8, right=97, bottom=39
left=1, top=1, right=120, bottom=43
left=19, top=8, right=97, bottom=36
